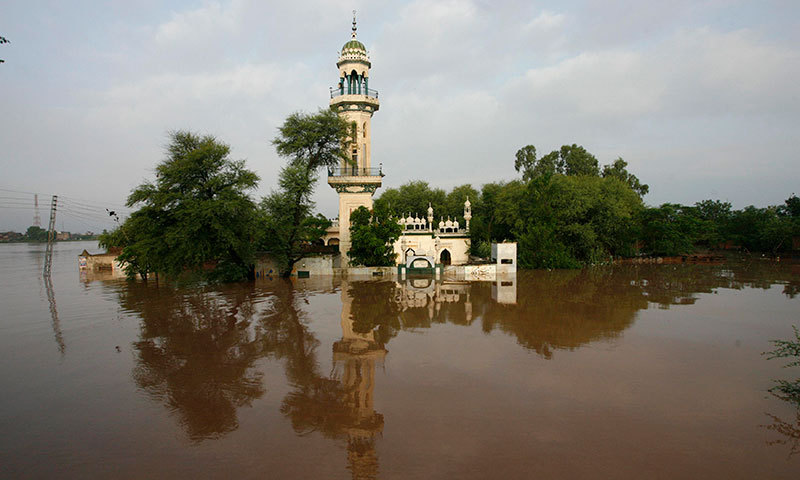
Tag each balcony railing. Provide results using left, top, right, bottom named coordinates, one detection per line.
left=328, top=166, right=383, bottom=177
left=330, top=87, right=379, bottom=99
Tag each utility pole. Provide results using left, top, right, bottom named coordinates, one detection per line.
left=43, top=195, right=57, bottom=277
left=33, top=194, right=41, bottom=227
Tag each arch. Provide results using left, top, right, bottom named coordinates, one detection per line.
left=327, top=238, right=340, bottom=246
left=440, top=249, right=451, bottom=265
left=406, top=255, right=435, bottom=269
left=350, top=69, right=359, bottom=94
left=404, top=248, right=415, bottom=262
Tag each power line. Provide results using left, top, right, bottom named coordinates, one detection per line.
left=59, top=207, right=122, bottom=225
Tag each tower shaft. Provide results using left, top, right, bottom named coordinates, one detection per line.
left=327, top=17, right=382, bottom=262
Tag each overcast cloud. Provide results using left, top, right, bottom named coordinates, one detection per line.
left=1, top=0, right=798, bottom=232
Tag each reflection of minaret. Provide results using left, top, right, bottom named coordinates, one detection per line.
left=334, top=280, right=385, bottom=479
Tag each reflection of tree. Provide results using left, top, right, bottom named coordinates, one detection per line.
left=349, top=281, right=401, bottom=344
left=479, top=269, right=645, bottom=358
left=763, top=410, right=800, bottom=457
left=261, top=279, right=384, bottom=480
left=115, top=282, right=265, bottom=442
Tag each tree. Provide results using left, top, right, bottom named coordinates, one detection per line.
left=24, top=225, right=48, bottom=242
left=514, top=145, right=537, bottom=181
left=514, top=144, right=601, bottom=180
left=782, top=194, right=800, bottom=218
left=516, top=175, right=642, bottom=267
left=374, top=181, right=446, bottom=220
left=693, top=199, right=732, bottom=248
left=442, top=184, right=480, bottom=221
left=261, top=109, right=351, bottom=275
left=559, top=144, right=600, bottom=177
left=348, top=205, right=402, bottom=266
left=105, top=131, right=259, bottom=281
left=639, top=204, right=700, bottom=256
left=602, top=158, right=649, bottom=197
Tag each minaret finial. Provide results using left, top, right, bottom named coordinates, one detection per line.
left=352, top=10, right=357, bottom=38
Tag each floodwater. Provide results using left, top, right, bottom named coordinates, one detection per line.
left=1, top=241, right=799, bottom=479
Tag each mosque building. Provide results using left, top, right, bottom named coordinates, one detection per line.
left=323, top=15, right=473, bottom=268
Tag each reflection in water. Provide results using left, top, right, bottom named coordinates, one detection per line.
left=44, top=273, right=65, bottom=355
left=764, top=407, right=800, bottom=457
left=88, top=260, right=799, bottom=476
left=264, top=280, right=385, bottom=479
left=117, top=282, right=265, bottom=442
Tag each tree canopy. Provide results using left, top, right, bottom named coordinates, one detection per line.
left=100, top=131, right=259, bottom=281
left=348, top=205, right=402, bottom=266
left=259, top=109, right=351, bottom=275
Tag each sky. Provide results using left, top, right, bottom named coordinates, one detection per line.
left=1, top=0, right=798, bottom=233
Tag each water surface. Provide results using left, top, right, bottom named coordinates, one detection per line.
left=1, top=241, right=798, bottom=478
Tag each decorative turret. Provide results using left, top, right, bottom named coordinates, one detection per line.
left=463, top=197, right=472, bottom=232
left=427, top=203, right=434, bottom=231
left=329, top=11, right=380, bottom=173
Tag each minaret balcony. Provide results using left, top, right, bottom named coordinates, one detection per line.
left=329, top=89, right=380, bottom=113
left=327, top=166, right=383, bottom=192
left=330, top=87, right=379, bottom=99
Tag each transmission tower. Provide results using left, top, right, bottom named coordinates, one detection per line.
left=33, top=194, right=41, bottom=227
left=43, top=195, right=58, bottom=277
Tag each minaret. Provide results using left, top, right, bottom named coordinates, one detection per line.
left=328, top=12, right=382, bottom=262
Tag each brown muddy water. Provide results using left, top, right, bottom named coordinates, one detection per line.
left=1, top=241, right=799, bottom=479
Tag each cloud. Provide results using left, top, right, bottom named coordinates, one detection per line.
left=524, top=10, right=566, bottom=32
left=154, top=1, right=240, bottom=45
left=2, top=0, right=800, bottom=231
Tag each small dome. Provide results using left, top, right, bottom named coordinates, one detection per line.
left=464, top=197, right=471, bottom=207
left=342, top=39, right=366, bottom=53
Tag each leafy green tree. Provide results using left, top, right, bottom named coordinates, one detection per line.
left=781, top=194, right=800, bottom=218
left=602, top=158, right=649, bottom=197
left=693, top=199, right=732, bottom=248
left=260, top=109, right=350, bottom=275
left=514, top=145, right=538, bottom=181
left=473, top=181, right=524, bottom=244
left=24, top=225, right=48, bottom=242
left=639, top=204, right=701, bottom=256
left=559, top=144, right=600, bottom=177
left=259, top=165, right=332, bottom=271
left=516, top=175, right=642, bottom=267
left=374, top=181, right=446, bottom=219
left=515, top=143, right=600, bottom=180
left=106, top=131, right=259, bottom=281
left=728, top=205, right=790, bottom=254
left=442, top=184, right=480, bottom=220
left=348, top=205, right=402, bottom=266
